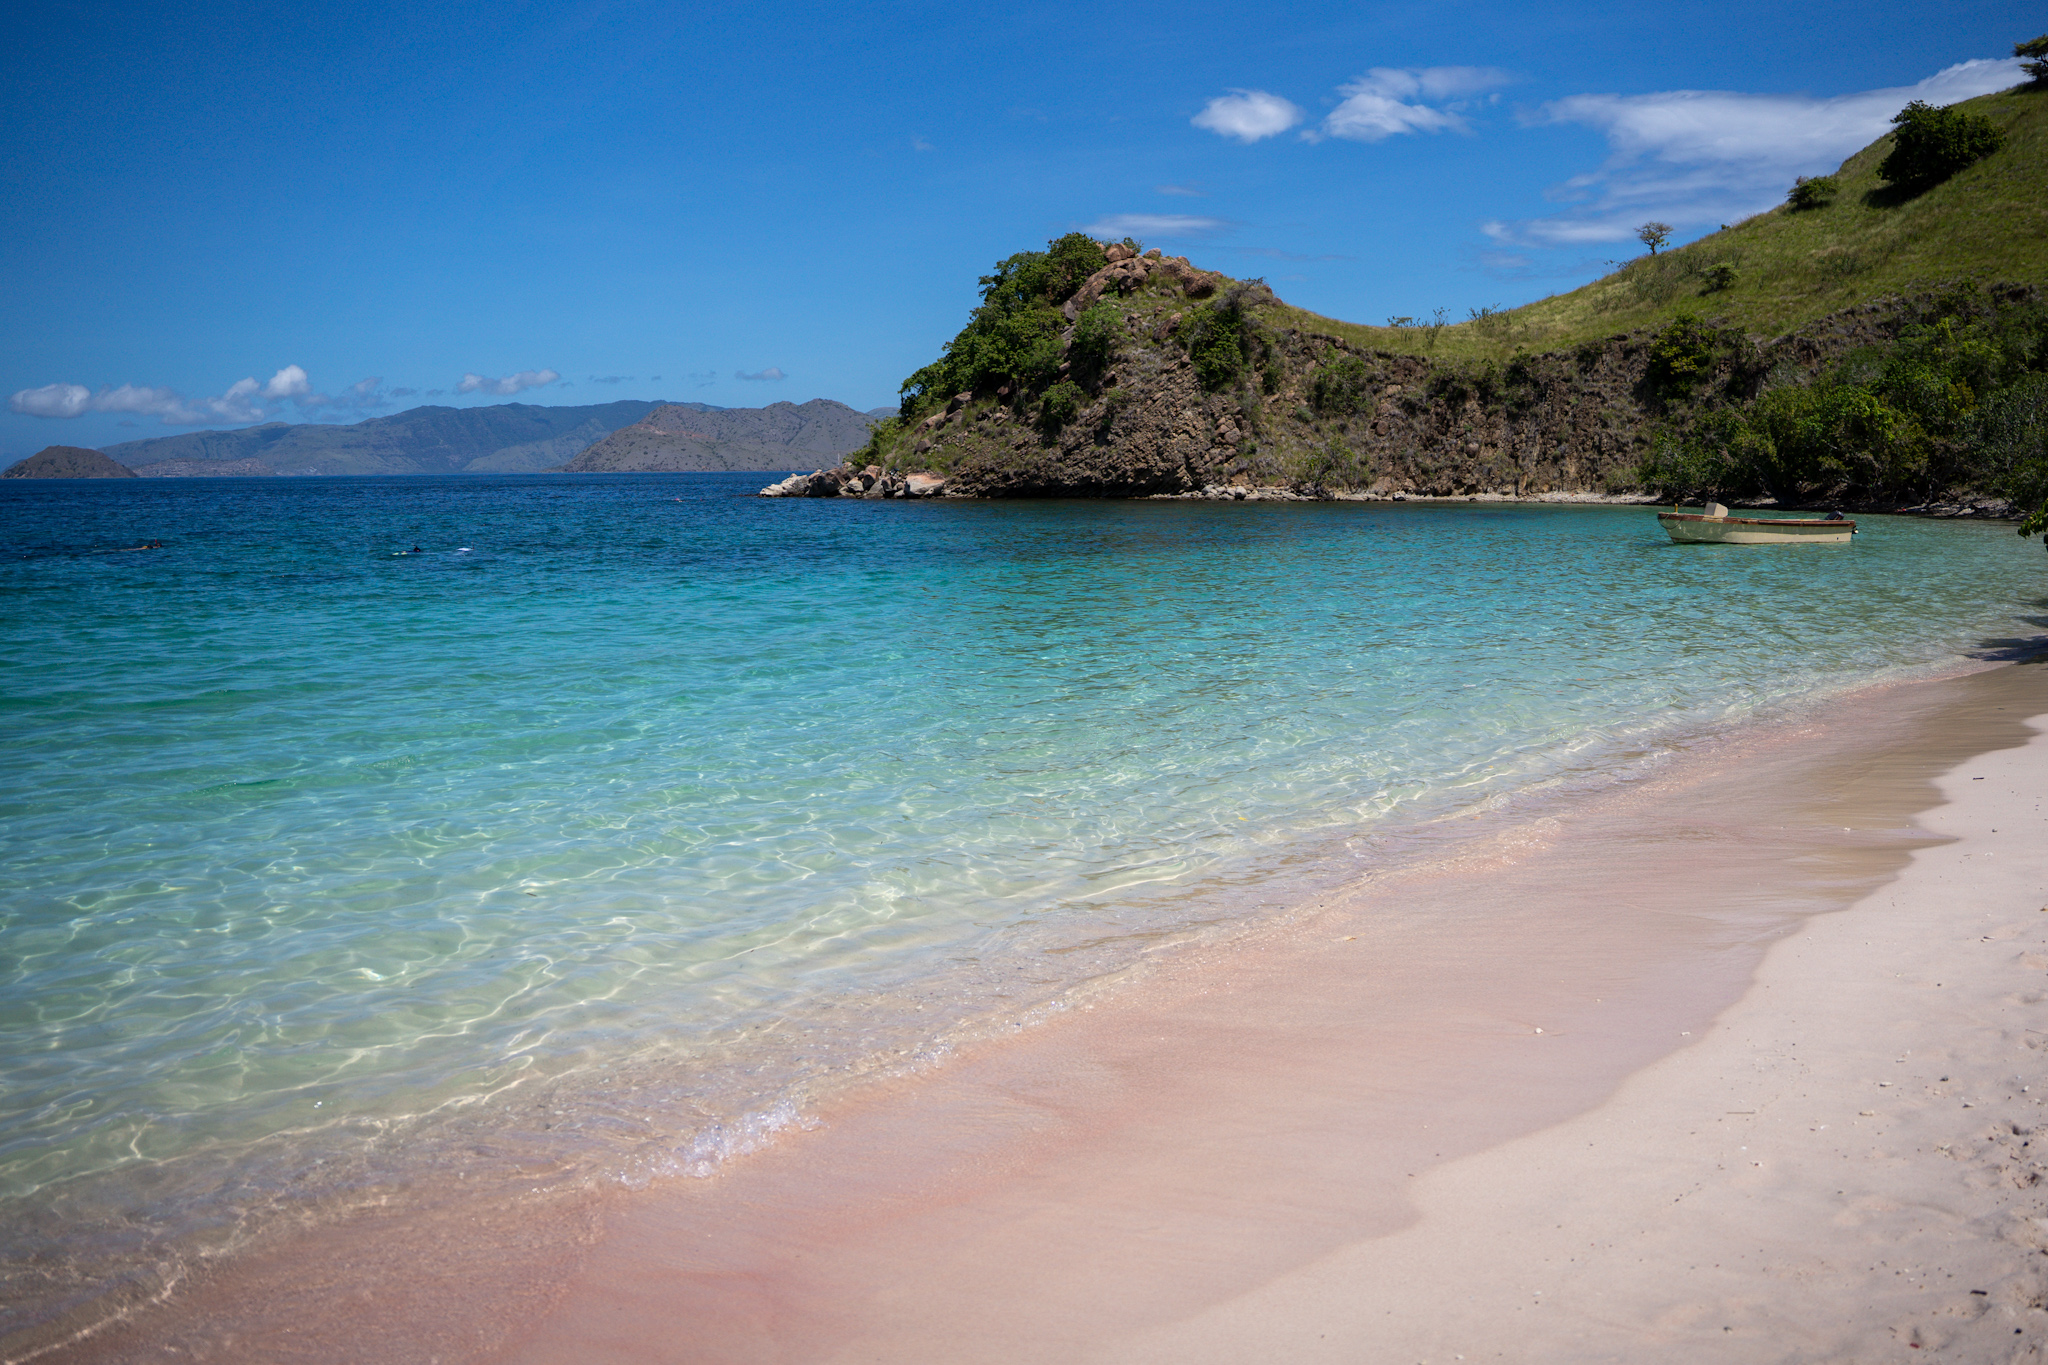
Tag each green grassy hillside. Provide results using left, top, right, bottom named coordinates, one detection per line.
left=1304, top=85, right=2048, bottom=362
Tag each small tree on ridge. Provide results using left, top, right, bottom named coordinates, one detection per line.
left=1637, top=222, right=1674, bottom=254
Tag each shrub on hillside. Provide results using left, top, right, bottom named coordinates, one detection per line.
left=1786, top=175, right=1838, bottom=210
left=1068, top=302, right=1121, bottom=389
left=1308, top=355, right=1374, bottom=417
left=1038, top=379, right=1086, bottom=432
left=1183, top=286, right=1272, bottom=393
left=1643, top=314, right=1721, bottom=396
left=1288, top=441, right=1374, bottom=496
left=1877, top=101, right=2006, bottom=188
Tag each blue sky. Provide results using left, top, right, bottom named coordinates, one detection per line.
left=1, top=0, right=2030, bottom=458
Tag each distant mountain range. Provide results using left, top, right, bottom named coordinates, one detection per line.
left=556, top=400, right=891, bottom=472
left=92, top=398, right=897, bottom=477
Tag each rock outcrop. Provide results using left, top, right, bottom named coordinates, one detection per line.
left=758, top=464, right=947, bottom=498
left=2, top=447, right=138, bottom=478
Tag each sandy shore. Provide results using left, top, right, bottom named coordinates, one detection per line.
left=44, top=661, right=2048, bottom=1364
left=487, top=663, right=2048, bottom=1365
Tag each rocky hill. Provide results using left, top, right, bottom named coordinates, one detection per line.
left=556, top=399, right=891, bottom=472
left=824, top=81, right=2047, bottom=515
left=3, top=446, right=138, bottom=478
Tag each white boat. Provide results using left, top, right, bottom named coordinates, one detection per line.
left=1657, top=501, right=1856, bottom=545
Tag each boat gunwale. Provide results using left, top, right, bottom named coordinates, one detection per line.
left=1656, top=512, right=1857, bottom=529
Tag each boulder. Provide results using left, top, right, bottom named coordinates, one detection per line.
left=904, top=472, right=948, bottom=497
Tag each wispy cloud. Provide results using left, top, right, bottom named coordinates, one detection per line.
left=1156, top=183, right=1205, bottom=197
left=1317, top=66, right=1512, bottom=142
left=457, top=369, right=560, bottom=396
left=1192, top=90, right=1304, bottom=143
left=912, top=136, right=935, bottom=152
left=1486, top=56, right=2023, bottom=247
left=587, top=375, right=636, bottom=384
left=735, top=367, right=786, bottom=382
left=1082, top=213, right=1229, bottom=240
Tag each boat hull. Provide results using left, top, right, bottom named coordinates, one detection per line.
left=1658, top=512, right=1855, bottom=545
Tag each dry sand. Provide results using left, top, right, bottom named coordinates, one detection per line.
left=45, top=662, right=2048, bottom=1364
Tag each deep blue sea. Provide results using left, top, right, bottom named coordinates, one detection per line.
left=2, top=472, right=2043, bottom=1335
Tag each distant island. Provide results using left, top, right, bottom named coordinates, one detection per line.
left=2, top=446, right=137, bottom=479
left=1, top=398, right=897, bottom=479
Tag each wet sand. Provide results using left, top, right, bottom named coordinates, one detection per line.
left=47, top=661, right=2048, bottom=1363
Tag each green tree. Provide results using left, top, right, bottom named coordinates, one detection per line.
left=1636, top=222, right=1673, bottom=254
left=1877, top=101, right=2006, bottom=188
left=2017, top=35, right=2048, bottom=86
left=896, top=233, right=1108, bottom=417
left=1643, top=314, right=1720, bottom=396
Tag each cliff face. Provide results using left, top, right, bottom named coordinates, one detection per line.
left=859, top=250, right=2003, bottom=502
left=3, top=447, right=138, bottom=479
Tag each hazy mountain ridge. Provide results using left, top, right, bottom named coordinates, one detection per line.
left=555, top=400, right=896, bottom=472
left=101, top=400, right=678, bottom=477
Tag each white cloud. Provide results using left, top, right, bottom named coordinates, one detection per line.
left=457, top=369, right=561, bottom=396
left=10, top=383, right=91, bottom=418
left=735, top=367, right=786, bottom=382
left=10, top=366, right=369, bottom=426
left=1156, top=183, right=1205, bottom=197
left=342, top=377, right=383, bottom=405
left=1081, top=213, right=1229, bottom=240
left=262, top=364, right=311, bottom=399
left=1192, top=90, right=1305, bottom=143
left=1319, top=66, right=1512, bottom=142
left=1493, top=56, right=2024, bottom=247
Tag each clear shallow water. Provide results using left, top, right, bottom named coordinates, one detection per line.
left=1, top=473, right=2042, bottom=1331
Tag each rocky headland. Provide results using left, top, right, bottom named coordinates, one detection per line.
left=770, top=235, right=2040, bottom=509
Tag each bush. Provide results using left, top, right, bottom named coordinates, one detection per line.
left=1183, top=289, right=1268, bottom=393
left=1643, top=314, right=1721, bottom=396
left=1308, top=355, right=1374, bottom=417
left=1038, top=380, right=1085, bottom=432
left=1877, top=101, right=2005, bottom=188
left=1746, top=382, right=1929, bottom=499
left=1289, top=441, right=1374, bottom=495
left=1699, top=264, right=1737, bottom=294
left=1068, top=302, right=1121, bottom=388
left=1786, top=175, right=1838, bottom=210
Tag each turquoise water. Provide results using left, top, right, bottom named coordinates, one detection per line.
left=2, top=473, right=2042, bottom=1331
